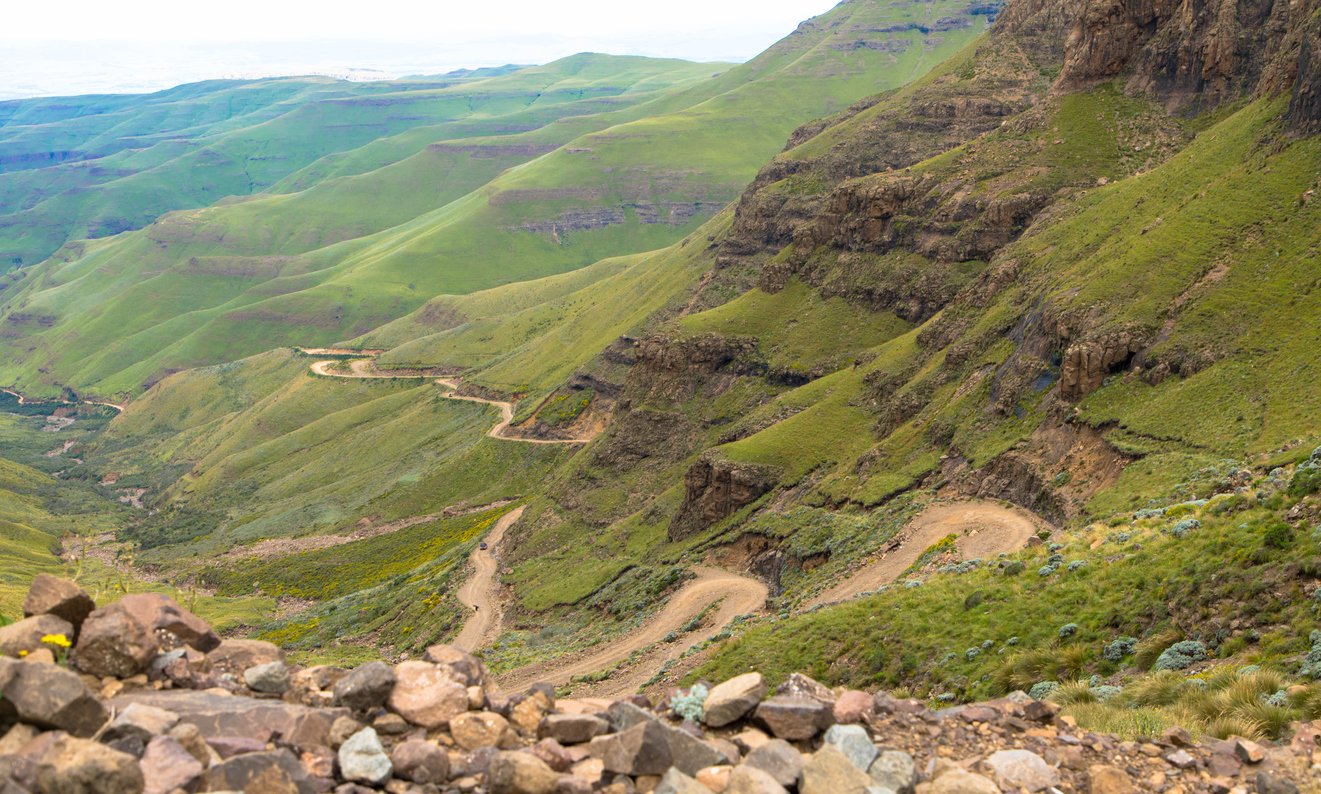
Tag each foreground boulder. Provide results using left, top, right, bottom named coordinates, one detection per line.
left=34, top=735, right=144, bottom=794
left=0, top=657, right=108, bottom=737
left=0, top=614, right=74, bottom=658
left=22, top=574, right=96, bottom=631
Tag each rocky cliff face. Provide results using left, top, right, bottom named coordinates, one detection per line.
left=670, top=454, right=779, bottom=540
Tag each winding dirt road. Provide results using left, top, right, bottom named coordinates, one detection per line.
left=805, top=500, right=1049, bottom=608
left=305, top=353, right=592, bottom=445
left=453, top=506, right=525, bottom=651
left=498, top=567, right=770, bottom=697
left=2, top=387, right=124, bottom=414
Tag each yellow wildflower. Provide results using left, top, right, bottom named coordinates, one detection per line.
left=17, top=649, right=27, bottom=657
left=40, top=633, right=72, bottom=649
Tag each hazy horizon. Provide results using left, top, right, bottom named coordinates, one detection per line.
left=1, top=1, right=840, bottom=100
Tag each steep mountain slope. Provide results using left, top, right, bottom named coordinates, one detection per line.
left=0, top=0, right=988, bottom=399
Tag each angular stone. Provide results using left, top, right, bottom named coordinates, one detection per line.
left=0, top=724, right=39, bottom=756
left=73, top=607, right=157, bottom=679
left=703, top=673, right=767, bottom=728
left=167, top=722, right=213, bottom=767
left=510, top=690, right=554, bottom=736
left=332, top=661, right=396, bottom=711
left=1161, top=725, right=1194, bottom=747
left=823, top=724, right=877, bottom=772
left=588, top=721, right=672, bottom=776
left=140, top=735, right=203, bottom=794
left=339, top=727, right=392, bottom=786
left=0, top=614, right=74, bottom=658
left=606, top=700, right=660, bottom=732
left=833, top=690, right=874, bottom=725
left=1088, top=764, right=1135, bottom=794
left=1232, top=737, right=1266, bottom=764
left=451, top=711, right=512, bottom=750
left=1164, top=749, right=1197, bottom=769
left=372, top=711, right=412, bottom=735
left=111, top=689, right=347, bottom=751
left=35, top=735, right=145, bottom=794
left=388, top=660, right=468, bottom=728
left=1256, top=770, right=1302, bottom=794
left=870, top=750, right=917, bottom=794
left=488, top=750, right=561, bottom=794
left=743, top=739, right=802, bottom=788
left=540, top=713, right=610, bottom=745
left=0, top=657, right=108, bottom=737
left=985, top=749, right=1058, bottom=792
left=201, top=748, right=309, bottom=793
left=102, top=702, right=180, bottom=752
left=202, top=638, right=283, bottom=676
left=391, top=739, right=450, bottom=784
left=655, top=767, right=711, bottom=794
left=23, top=574, right=96, bottom=630
left=801, top=744, right=873, bottom=794
left=696, top=765, right=733, bottom=793
left=423, top=644, right=488, bottom=687
left=755, top=695, right=833, bottom=740
left=244, top=660, right=292, bottom=694
left=115, top=593, right=220, bottom=652
left=727, top=765, right=790, bottom=793
left=208, top=736, right=268, bottom=759
left=926, top=768, right=1001, bottom=794
left=775, top=673, right=833, bottom=703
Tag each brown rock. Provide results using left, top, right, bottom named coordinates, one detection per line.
left=140, top=735, right=204, bottom=794
left=1161, top=726, right=1194, bottom=747
left=166, top=722, right=213, bottom=767
left=1088, top=764, right=1135, bottom=794
left=114, top=593, right=220, bottom=652
left=488, top=750, right=561, bottom=794
left=725, top=765, right=790, bottom=794
left=655, top=768, right=712, bottom=794
left=451, top=711, right=513, bottom=750
left=1232, top=736, right=1266, bottom=764
left=511, top=690, right=555, bottom=736
left=696, top=765, right=733, bottom=793
left=0, top=724, right=39, bottom=756
left=73, top=607, right=156, bottom=679
left=801, top=745, right=872, bottom=794
left=201, top=748, right=309, bottom=793
left=755, top=695, right=833, bottom=740
left=704, top=673, right=767, bottom=728
left=23, top=574, right=95, bottom=631
left=540, top=713, right=610, bottom=745
left=422, top=644, right=488, bottom=687
left=0, top=614, right=74, bottom=658
left=0, top=657, right=108, bottom=737
left=102, top=702, right=180, bottom=755
left=202, top=638, right=283, bottom=676
left=111, top=689, right=347, bottom=752
left=775, top=673, right=833, bottom=703
left=388, top=660, right=468, bottom=729
left=35, top=735, right=145, bottom=794
left=531, top=738, right=576, bottom=772
left=923, top=768, right=1001, bottom=794
left=832, top=690, right=874, bottom=724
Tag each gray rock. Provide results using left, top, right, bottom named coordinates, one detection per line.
left=823, top=724, right=878, bottom=772
left=488, top=750, right=561, bottom=794
left=743, top=738, right=803, bottom=787
left=0, top=614, right=74, bottom=658
left=704, top=672, right=767, bottom=727
left=332, top=661, right=396, bottom=711
left=801, top=744, right=874, bottom=794
left=984, top=749, right=1059, bottom=792
left=388, top=660, right=468, bottom=728
left=140, top=736, right=203, bottom=794
left=776, top=673, right=834, bottom=703
left=755, top=695, right=834, bottom=740
left=539, top=713, right=609, bottom=745
left=244, top=660, right=292, bottom=694
left=870, top=750, right=917, bottom=794
left=1257, top=771, right=1302, bottom=794
left=113, top=593, right=220, bottom=652
left=0, top=657, right=108, bottom=737
left=391, top=739, right=450, bottom=784
left=22, top=574, right=95, bottom=630
left=202, top=638, right=284, bottom=676
left=606, top=699, right=659, bottom=731
left=926, top=768, right=1000, bottom=794
left=661, top=722, right=729, bottom=775
left=588, top=721, right=672, bottom=776
left=338, top=727, right=392, bottom=786
left=110, top=689, right=347, bottom=752
left=726, top=765, right=791, bottom=794
left=422, top=644, right=488, bottom=687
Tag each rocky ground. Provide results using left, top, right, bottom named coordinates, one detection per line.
left=1, top=575, right=1317, bottom=793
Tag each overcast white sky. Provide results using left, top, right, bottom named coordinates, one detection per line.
left=1, top=0, right=842, bottom=99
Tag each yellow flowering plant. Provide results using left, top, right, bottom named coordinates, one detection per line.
left=40, top=633, right=72, bottom=664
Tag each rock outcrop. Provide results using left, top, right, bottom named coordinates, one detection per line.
left=670, top=455, right=779, bottom=540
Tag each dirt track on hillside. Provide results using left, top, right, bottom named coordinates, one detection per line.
left=453, top=506, right=525, bottom=651
left=306, top=355, right=593, bottom=445
left=805, top=500, right=1049, bottom=607
left=497, top=566, right=770, bottom=697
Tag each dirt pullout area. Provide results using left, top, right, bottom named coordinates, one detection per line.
left=806, top=499, right=1050, bottom=608
left=221, top=500, right=516, bottom=561
left=496, top=567, right=770, bottom=698
left=453, top=506, right=526, bottom=652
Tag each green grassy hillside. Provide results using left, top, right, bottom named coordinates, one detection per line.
left=0, top=0, right=986, bottom=399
